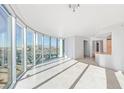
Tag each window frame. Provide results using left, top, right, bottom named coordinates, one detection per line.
left=0, top=5, right=12, bottom=89
left=15, top=21, right=25, bottom=78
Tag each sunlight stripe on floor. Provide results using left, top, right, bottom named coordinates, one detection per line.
left=74, top=65, right=107, bottom=89
left=37, top=62, right=88, bottom=89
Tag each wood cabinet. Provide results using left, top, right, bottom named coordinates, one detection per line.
left=107, top=39, right=112, bottom=54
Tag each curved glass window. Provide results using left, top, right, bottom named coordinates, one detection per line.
left=0, top=6, right=12, bottom=88
left=16, top=24, right=24, bottom=77
left=51, top=38, right=57, bottom=58
left=35, top=33, right=42, bottom=65
left=43, top=36, right=50, bottom=61
left=26, top=29, right=34, bottom=69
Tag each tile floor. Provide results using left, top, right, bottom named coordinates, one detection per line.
left=15, top=58, right=124, bottom=89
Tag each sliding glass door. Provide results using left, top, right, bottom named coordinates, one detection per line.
left=26, top=29, right=34, bottom=69
left=0, top=5, right=12, bottom=88
left=16, top=24, right=24, bottom=77
left=35, top=33, right=43, bottom=65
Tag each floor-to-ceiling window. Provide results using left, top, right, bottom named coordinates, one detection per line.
left=26, top=29, right=34, bottom=69
left=0, top=5, right=12, bottom=88
left=35, top=32, right=42, bottom=65
left=58, top=39, right=64, bottom=57
left=43, top=35, right=50, bottom=61
left=62, top=39, right=64, bottom=57
left=0, top=5, right=65, bottom=88
left=16, top=24, right=24, bottom=77
left=50, top=37, right=57, bottom=59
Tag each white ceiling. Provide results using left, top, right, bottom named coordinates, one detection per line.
left=11, top=4, right=124, bottom=38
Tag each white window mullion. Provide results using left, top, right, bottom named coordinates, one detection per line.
left=24, top=27, right=27, bottom=71
left=33, top=32, right=36, bottom=66
left=10, top=16, right=16, bottom=88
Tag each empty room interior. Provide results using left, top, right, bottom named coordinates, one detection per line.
left=0, top=4, right=124, bottom=89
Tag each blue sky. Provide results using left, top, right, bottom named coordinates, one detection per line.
left=43, top=36, right=50, bottom=48
left=26, top=30, right=34, bottom=46
left=0, top=6, right=57, bottom=48
left=16, top=24, right=23, bottom=47
left=0, top=6, right=8, bottom=47
left=51, top=38, right=57, bottom=47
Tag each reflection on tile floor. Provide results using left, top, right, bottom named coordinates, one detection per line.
left=0, top=65, right=24, bottom=88
left=0, top=67, right=8, bottom=88
left=15, top=58, right=124, bottom=89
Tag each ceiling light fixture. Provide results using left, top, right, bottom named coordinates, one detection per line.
left=69, top=4, right=80, bottom=12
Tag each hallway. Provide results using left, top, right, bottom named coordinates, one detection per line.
left=15, top=58, right=124, bottom=89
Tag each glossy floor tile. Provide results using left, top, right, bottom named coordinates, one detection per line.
left=37, top=62, right=88, bottom=89
left=15, top=58, right=77, bottom=88
left=15, top=58, right=124, bottom=89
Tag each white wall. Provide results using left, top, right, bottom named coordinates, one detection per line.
left=65, top=25, right=124, bottom=71
left=65, top=36, right=87, bottom=59
left=65, top=36, right=75, bottom=59
left=112, top=26, right=124, bottom=71
left=95, top=24, right=124, bottom=71
left=75, top=36, right=84, bottom=59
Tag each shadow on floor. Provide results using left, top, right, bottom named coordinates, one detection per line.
left=15, top=58, right=123, bottom=89
left=32, top=62, right=79, bottom=89
left=76, top=58, right=98, bottom=66
left=77, top=58, right=122, bottom=89
left=69, top=64, right=90, bottom=89
left=105, top=69, right=121, bottom=89
left=19, top=59, right=71, bottom=81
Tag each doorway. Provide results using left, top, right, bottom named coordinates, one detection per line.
left=84, top=40, right=90, bottom=58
